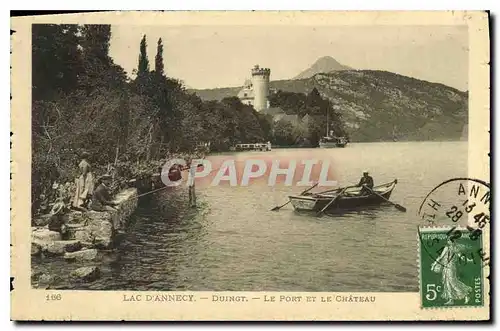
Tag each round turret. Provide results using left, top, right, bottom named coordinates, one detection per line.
left=251, top=65, right=271, bottom=77
left=251, top=65, right=271, bottom=111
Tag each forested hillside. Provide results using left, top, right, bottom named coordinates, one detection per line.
left=192, top=70, right=468, bottom=142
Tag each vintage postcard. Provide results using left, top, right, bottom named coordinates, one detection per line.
left=11, top=11, right=490, bottom=321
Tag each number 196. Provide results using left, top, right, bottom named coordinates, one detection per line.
left=45, top=293, right=62, bottom=301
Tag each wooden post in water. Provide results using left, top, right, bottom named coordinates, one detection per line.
left=188, top=181, right=196, bottom=208
left=187, top=156, right=197, bottom=208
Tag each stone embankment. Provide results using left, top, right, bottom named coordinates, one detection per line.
left=31, top=188, right=138, bottom=286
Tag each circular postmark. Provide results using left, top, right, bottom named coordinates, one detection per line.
left=417, top=178, right=491, bottom=268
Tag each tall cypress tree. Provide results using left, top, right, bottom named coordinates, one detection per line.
left=137, top=34, right=149, bottom=77
left=155, top=38, right=164, bottom=76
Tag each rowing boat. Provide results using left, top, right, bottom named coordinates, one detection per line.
left=288, top=180, right=398, bottom=212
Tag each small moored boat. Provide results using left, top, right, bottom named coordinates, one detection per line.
left=319, top=136, right=348, bottom=148
left=229, top=142, right=272, bottom=152
left=288, top=180, right=398, bottom=212
left=318, top=102, right=348, bottom=148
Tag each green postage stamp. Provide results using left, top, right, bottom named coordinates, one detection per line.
left=419, top=226, right=484, bottom=308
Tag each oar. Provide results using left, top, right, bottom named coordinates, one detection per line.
left=366, top=186, right=406, bottom=212
left=299, top=182, right=319, bottom=195
left=316, top=186, right=350, bottom=216
left=271, top=182, right=319, bottom=211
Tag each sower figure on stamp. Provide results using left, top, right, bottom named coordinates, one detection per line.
left=357, top=171, right=374, bottom=196
left=431, top=234, right=472, bottom=305
left=71, top=151, right=95, bottom=211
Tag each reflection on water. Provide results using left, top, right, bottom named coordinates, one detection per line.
left=33, top=141, right=467, bottom=292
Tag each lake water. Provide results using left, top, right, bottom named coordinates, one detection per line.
left=33, top=141, right=468, bottom=292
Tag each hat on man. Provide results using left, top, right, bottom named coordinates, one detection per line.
left=363, top=170, right=369, bottom=174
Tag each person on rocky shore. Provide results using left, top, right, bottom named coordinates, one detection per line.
left=90, top=174, right=123, bottom=233
left=89, top=174, right=118, bottom=212
left=71, top=151, right=95, bottom=211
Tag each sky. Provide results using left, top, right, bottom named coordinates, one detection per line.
left=109, top=25, right=468, bottom=91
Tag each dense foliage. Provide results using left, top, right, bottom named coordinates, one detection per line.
left=31, top=24, right=273, bottom=214
left=269, top=87, right=348, bottom=147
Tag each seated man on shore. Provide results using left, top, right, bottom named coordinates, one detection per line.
left=47, top=198, right=68, bottom=235
left=357, top=171, right=374, bottom=196
left=89, top=174, right=118, bottom=212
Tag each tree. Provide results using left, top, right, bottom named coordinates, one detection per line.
left=32, top=24, right=83, bottom=101
left=307, top=115, right=327, bottom=147
left=326, top=101, right=348, bottom=138
left=306, top=87, right=323, bottom=108
left=256, top=113, right=273, bottom=141
left=79, top=25, right=127, bottom=91
left=306, top=87, right=326, bottom=116
left=80, top=25, right=111, bottom=62
left=137, top=35, right=150, bottom=78
left=273, top=119, right=297, bottom=146
left=267, top=88, right=348, bottom=146
left=155, top=38, right=164, bottom=77
left=269, top=90, right=306, bottom=115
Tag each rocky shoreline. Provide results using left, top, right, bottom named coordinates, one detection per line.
left=31, top=188, right=138, bottom=287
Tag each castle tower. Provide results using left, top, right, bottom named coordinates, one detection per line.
left=251, top=64, right=271, bottom=112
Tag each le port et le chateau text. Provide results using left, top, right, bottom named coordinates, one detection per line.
left=123, top=293, right=377, bottom=303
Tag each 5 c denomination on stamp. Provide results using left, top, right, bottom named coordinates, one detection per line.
left=419, top=227, right=484, bottom=309
left=417, top=178, right=489, bottom=309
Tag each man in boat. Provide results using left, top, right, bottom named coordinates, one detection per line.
left=357, top=171, right=374, bottom=196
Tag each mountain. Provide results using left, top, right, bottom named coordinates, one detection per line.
left=190, top=70, right=468, bottom=142
left=293, top=56, right=353, bottom=80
